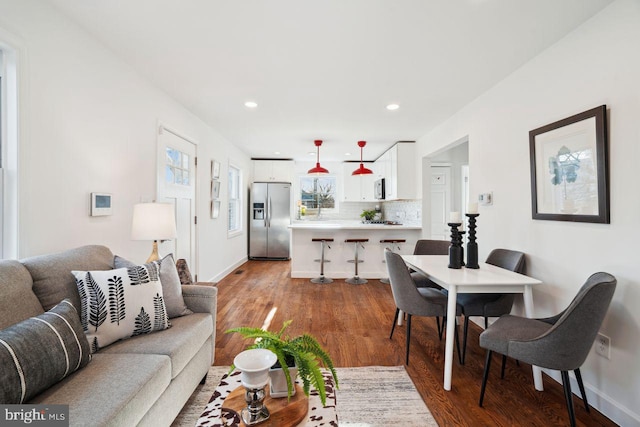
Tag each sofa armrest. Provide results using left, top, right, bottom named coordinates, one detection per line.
left=182, top=284, right=217, bottom=316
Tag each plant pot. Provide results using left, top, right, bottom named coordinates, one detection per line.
left=269, top=360, right=298, bottom=398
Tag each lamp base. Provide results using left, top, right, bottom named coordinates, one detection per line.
left=146, top=241, right=160, bottom=263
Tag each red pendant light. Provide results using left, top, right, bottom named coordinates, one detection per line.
left=308, top=140, right=329, bottom=174
left=352, top=141, right=373, bottom=175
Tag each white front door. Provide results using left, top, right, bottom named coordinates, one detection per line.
left=430, top=166, right=451, bottom=240
left=157, top=126, right=197, bottom=277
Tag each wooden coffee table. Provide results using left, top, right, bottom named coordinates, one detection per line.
left=223, top=384, right=308, bottom=427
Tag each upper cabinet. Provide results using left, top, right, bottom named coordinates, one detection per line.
left=342, top=162, right=377, bottom=202
left=374, top=142, right=417, bottom=200
left=253, top=160, right=295, bottom=182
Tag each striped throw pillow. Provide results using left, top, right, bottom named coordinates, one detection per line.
left=0, top=299, right=91, bottom=403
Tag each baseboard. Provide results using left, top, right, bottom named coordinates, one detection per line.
left=208, top=256, right=248, bottom=283
left=544, top=369, right=640, bottom=427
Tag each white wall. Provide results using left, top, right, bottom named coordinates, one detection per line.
left=0, top=0, right=251, bottom=282
left=416, top=1, right=640, bottom=424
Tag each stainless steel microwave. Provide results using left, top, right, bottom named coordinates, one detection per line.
left=375, top=178, right=385, bottom=200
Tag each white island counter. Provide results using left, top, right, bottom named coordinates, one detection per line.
left=289, top=220, right=422, bottom=279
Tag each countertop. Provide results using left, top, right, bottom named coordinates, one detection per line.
left=288, top=220, right=422, bottom=230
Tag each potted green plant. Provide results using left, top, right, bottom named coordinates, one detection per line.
left=360, top=209, right=377, bottom=222
left=226, top=320, right=338, bottom=406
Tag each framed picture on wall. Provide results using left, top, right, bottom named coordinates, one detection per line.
left=211, top=160, right=221, bottom=180
left=211, top=200, right=221, bottom=219
left=529, top=105, right=609, bottom=223
left=211, top=180, right=221, bottom=199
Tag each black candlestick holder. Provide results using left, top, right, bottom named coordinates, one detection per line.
left=466, top=213, right=480, bottom=269
left=448, top=222, right=463, bottom=269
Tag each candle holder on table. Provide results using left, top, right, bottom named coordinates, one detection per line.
left=466, top=213, right=480, bottom=269
left=233, top=349, right=277, bottom=425
left=448, top=223, right=463, bottom=269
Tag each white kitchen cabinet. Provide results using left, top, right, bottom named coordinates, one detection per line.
left=342, top=162, right=376, bottom=202
left=375, top=142, right=416, bottom=200
left=253, top=160, right=294, bottom=182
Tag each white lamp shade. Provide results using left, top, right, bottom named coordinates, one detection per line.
left=131, top=203, right=177, bottom=241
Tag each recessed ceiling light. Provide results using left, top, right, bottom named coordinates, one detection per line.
left=244, top=101, right=258, bottom=108
left=345, top=153, right=352, bottom=156
left=386, top=103, right=400, bottom=111
left=274, top=151, right=280, bottom=155
left=308, top=151, right=316, bottom=155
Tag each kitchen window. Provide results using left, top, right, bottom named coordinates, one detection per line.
left=228, top=164, right=242, bottom=235
left=299, top=176, right=337, bottom=217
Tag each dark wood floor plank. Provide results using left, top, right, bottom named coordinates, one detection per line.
left=213, top=260, right=616, bottom=427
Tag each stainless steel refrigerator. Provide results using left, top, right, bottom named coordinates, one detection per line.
left=249, top=182, right=291, bottom=259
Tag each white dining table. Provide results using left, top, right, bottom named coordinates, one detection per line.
left=400, top=255, right=544, bottom=392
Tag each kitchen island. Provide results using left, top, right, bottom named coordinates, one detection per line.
left=289, top=221, right=422, bottom=280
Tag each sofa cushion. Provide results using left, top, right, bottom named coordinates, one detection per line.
left=100, top=313, right=212, bottom=379
left=30, top=353, right=171, bottom=427
left=0, top=299, right=91, bottom=403
left=73, top=264, right=170, bottom=352
left=0, top=260, right=44, bottom=329
left=22, top=245, right=114, bottom=313
left=114, top=254, right=192, bottom=318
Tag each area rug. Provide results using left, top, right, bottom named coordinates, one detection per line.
left=172, top=365, right=438, bottom=427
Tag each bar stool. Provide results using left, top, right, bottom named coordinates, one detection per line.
left=311, top=238, right=334, bottom=284
left=345, top=238, right=369, bottom=285
left=379, top=239, right=406, bottom=284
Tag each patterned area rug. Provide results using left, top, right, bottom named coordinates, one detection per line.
left=172, top=365, right=438, bottom=427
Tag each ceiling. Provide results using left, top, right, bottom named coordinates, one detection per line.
left=47, top=0, right=612, bottom=162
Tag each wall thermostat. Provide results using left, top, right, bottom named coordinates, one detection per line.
left=91, top=193, right=113, bottom=216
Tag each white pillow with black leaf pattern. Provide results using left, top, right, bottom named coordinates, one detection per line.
left=72, top=263, right=171, bottom=353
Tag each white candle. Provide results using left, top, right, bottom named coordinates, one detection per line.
left=449, top=212, right=461, bottom=223
left=467, top=203, right=478, bottom=214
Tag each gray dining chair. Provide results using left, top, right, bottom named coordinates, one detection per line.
left=386, top=249, right=462, bottom=365
left=410, top=239, right=450, bottom=288
left=478, top=272, right=617, bottom=427
left=456, top=248, right=526, bottom=364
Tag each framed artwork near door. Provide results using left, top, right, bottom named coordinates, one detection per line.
left=211, top=200, right=221, bottom=219
left=529, top=105, right=609, bottom=223
left=211, top=160, right=221, bottom=180
left=211, top=180, right=221, bottom=199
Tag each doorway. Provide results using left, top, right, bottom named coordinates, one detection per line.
left=422, top=138, right=469, bottom=239
left=157, top=125, right=198, bottom=277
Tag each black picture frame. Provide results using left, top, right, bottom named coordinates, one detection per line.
left=529, top=105, right=609, bottom=223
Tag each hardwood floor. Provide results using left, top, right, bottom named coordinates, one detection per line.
left=213, top=260, right=616, bottom=427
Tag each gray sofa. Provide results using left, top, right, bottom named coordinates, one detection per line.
left=0, top=245, right=217, bottom=426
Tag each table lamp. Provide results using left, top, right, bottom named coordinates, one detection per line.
left=131, top=202, right=177, bottom=263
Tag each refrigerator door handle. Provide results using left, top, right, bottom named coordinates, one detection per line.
left=268, top=197, right=272, bottom=228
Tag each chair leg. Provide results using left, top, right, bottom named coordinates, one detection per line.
left=500, top=354, right=507, bottom=379
left=390, top=308, right=399, bottom=339
left=479, top=350, right=493, bottom=407
left=454, top=318, right=463, bottom=365
left=439, top=316, right=446, bottom=340
left=462, top=315, right=469, bottom=365
left=574, top=368, right=590, bottom=413
left=561, top=371, right=577, bottom=427
left=405, top=314, right=412, bottom=365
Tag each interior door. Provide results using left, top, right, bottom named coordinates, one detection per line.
left=430, top=166, right=451, bottom=240
left=157, top=125, right=197, bottom=276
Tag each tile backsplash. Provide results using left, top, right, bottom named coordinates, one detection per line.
left=382, top=200, right=422, bottom=226
left=304, top=199, right=422, bottom=226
